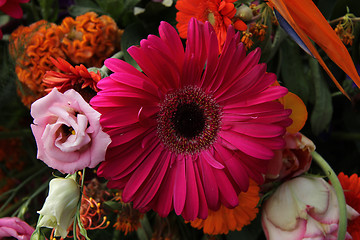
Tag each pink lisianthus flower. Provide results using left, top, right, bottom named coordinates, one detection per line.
left=0, top=217, right=34, bottom=240
left=90, top=18, right=292, bottom=220
left=261, top=176, right=360, bottom=240
left=30, top=88, right=111, bottom=174
left=266, top=132, right=315, bottom=180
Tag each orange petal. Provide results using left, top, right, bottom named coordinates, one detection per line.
left=268, top=0, right=360, bottom=99
left=282, top=92, right=308, bottom=134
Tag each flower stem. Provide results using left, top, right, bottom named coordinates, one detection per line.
left=311, top=151, right=347, bottom=240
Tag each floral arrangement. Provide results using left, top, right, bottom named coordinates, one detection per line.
left=1, top=0, right=360, bottom=240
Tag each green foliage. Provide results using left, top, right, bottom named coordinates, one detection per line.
left=309, top=58, right=333, bottom=135
left=280, top=39, right=311, bottom=104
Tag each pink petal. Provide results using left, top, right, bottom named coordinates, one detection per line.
left=173, top=155, right=187, bottom=215
left=220, top=131, right=275, bottom=160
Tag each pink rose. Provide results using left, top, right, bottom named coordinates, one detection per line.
left=31, top=88, right=111, bottom=174
left=266, top=132, right=315, bottom=180
left=0, top=217, right=34, bottom=240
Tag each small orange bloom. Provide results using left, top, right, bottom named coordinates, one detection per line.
left=43, top=57, right=101, bottom=101
left=58, top=12, right=123, bottom=68
left=189, top=179, right=260, bottom=235
left=176, top=0, right=247, bottom=48
left=338, top=172, right=360, bottom=240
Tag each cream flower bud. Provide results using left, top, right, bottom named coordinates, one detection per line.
left=261, top=176, right=359, bottom=240
left=37, top=177, right=80, bottom=238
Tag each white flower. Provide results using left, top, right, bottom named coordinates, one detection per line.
left=37, top=177, right=80, bottom=238
left=261, top=176, right=359, bottom=240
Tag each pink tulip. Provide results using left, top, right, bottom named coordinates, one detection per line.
left=31, top=88, right=111, bottom=174
left=261, top=176, right=359, bottom=240
left=0, top=217, right=34, bottom=240
left=266, top=132, right=315, bottom=180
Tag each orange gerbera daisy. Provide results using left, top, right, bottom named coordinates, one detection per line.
left=176, top=0, right=247, bottom=48
left=58, top=12, right=123, bottom=68
left=189, top=179, right=260, bottom=235
left=337, top=172, right=360, bottom=239
left=9, top=20, right=65, bottom=107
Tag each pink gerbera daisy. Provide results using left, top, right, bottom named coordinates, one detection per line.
left=90, top=18, right=292, bottom=221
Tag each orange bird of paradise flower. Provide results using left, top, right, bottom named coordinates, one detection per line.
left=267, top=0, right=360, bottom=99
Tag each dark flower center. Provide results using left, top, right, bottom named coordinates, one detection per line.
left=157, top=86, right=222, bottom=155
left=172, top=102, right=205, bottom=139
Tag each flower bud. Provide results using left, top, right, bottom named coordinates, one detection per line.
left=261, top=176, right=359, bottom=240
left=235, top=5, right=254, bottom=22
left=37, top=177, right=80, bottom=238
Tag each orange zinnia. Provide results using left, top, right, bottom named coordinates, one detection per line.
left=337, top=172, right=360, bottom=239
left=189, top=179, right=260, bottom=235
left=9, top=20, right=65, bottom=107
left=58, top=12, right=123, bottom=68
left=176, top=0, right=247, bottom=48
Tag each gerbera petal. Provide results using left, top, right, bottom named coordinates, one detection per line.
left=182, top=156, right=200, bottom=220
left=214, top=144, right=249, bottom=191
left=220, top=131, right=275, bottom=160
left=122, top=142, right=163, bottom=202
left=133, top=150, right=171, bottom=208
left=199, top=154, right=220, bottom=210
left=173, top=155, right=187, bottom=215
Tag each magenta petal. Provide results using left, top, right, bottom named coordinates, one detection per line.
left=213, top=168, right=239, bottom=208
left=181, top=156, right=199, bottom=220
left=122, top=143, right=162, bottom=202
left=199, top=154, right=220, bottom=210
left=202, top=149, right=224, bottom=169
left=193, top=162, right=208, bottom=219
left=152, top=161, right=176, bottom=217
left=133, top=150, right=171, bottom=208
left=173, top=155, right=187, bottom=215
left=220, top=131, right=275, bottom=160
left=214, top=144, right=249, bottom=191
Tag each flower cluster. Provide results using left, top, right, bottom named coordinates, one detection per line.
left=8, top=12, right=122, bottom=107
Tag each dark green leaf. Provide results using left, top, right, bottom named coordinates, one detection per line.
left=120, top=22, right=148, bottom=70
left=280, top=39, right=311, bottom=104
left=37, top=0, right=59, bottom=22
left=309, top=58, right=333, bottom=135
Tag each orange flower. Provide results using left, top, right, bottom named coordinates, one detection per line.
left=175, top=0, right=247, bottom=48
left=267, top=0, right=360, bottom=99
left=43, top=57, right=101, bottom=101
left=337, top=172, right=360, bottom=239
left=189, top=179, right=259, bottom=235
left=58, top=12, right=123, bottom=68
left=9, top=20, right=65, bottom=107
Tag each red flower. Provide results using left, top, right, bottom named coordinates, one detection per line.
left=338, top=172, right=360, bottom=239
left=176, top=0, right=247, bottom=49
left=43, top=57, right=101, bottom=94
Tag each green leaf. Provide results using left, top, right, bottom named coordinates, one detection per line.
left=69, top=0, right=105, bottom=17
left=280, top=39, right=311, bottom=104
left=120, top=22, right=148, bottom=70
left=102, top=200, right=123, bottom=210
left=309, top=58, right=333, bottom=135
left=37, top=0, right=59, bottom=22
